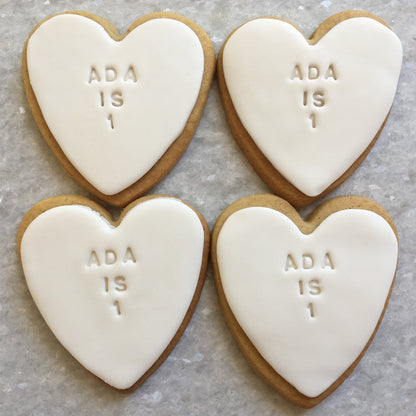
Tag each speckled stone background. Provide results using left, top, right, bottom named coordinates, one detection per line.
left=1, top=0, right=415, bottom=414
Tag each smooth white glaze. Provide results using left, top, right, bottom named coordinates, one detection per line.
left=223, top=17, right=402, bottom=196
left=27, top=14, right=204, bottom=195
left=20, top=197, right=205, bottom=389
left=217, top=207, right=397, bottom=397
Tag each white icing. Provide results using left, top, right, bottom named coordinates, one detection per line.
left=20, top=197, right=205, bottom=389
left=27, top=14, right=204, bottom=195
left=223, top=18, right=402, bottom=196
left=216, top=207, right=398, bottom=397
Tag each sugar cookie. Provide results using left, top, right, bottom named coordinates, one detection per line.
left=18, top=195, right=209, bottom=389
left=212, top=194, right=398, bottom=407
left=218, top=11, right=402, bottom=206
left=23, top=12, right=215, bottom=206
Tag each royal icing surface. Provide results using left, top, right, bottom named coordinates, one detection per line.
left=27, top=14, right=204, bottom=195
left=20, top=197, right=205, bottom=389
left=222, top=17, right=402, bottom=196
left=217, top=207, right=398, bottom=397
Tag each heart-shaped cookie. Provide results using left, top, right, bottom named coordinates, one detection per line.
left=212, top=194, right=398, bottom=407
left=23, top=12, right=215, bottom=206
left=17, top=195, right=209, bottom=390
left=218, top=11, right=402, bottom=206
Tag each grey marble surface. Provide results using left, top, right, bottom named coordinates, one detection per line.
left=1, top=0, right=415, bottom=414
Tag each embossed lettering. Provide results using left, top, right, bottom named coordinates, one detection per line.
left=285, top=254, right=297, bottom=271
left=322, top=252, right=334, bottom=269
left=111, top=91, right=124, bottom=107
left=88, top=65, right=139, bottom=128
left=89, top=66, right=132, bottom=110
left=98, top=91, right=124, bottom=111
left=303, top=90, right=308, bottom=106
left=88, top=67, right=101, bottom=83
left=107, top=113, right=114, bottom=130
left=124, top=65, right=138, bottom=83
left=308, top=65, right=319, bottom=80
left=285, top=253, right=335, bottom=271
left=114, top=276, right=127, bottom=291
left=88, top=250, right=101, bottom=267
left=89, top=65, right=139, bottom=83
left=309, top=113, right=316, bottom=129
left=302, top=254, right=314, bottom=269
left=302, top=91, right=325, bottom=108
left=298, top=279, right=321, bottom=295
left=290, top=64, right=338, bottom=81
left=298, top=279, right=304, bottom=295
left=105, top=66, right=117, bottom=82
left=290, top=64, right=303, bottom=80
left=312, top=91, right=325, bottom=107
left=113, top=300, right=121, bottom=315
left=287, top=253, right=333, bottom=320
left=87, top=247, right=137, bottom=318
left=325, top=64, right=337, bottom=80
left=87, top=247, right=138, bottom=266
left=307, top=302, right=315, bottom=318
left=103, top=276, right=128, bottom=293
left=309, top=279, right=321, bottom=295
left=123, top=247, right=137, bottom=263
left=104, top=276, right=109, bottom=292
left=290, top=64, right=337, bottom=129
left=105, top=250, right=117, bottom=265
